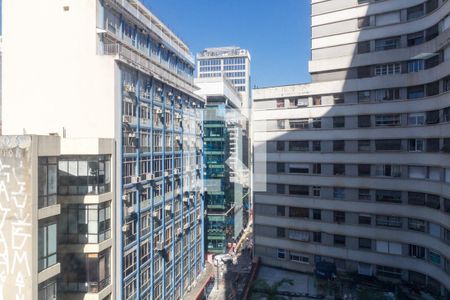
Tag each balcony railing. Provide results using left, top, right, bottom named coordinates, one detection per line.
left=59, top=277, right=110, bottom=293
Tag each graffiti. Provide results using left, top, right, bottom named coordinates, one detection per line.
left=0, top=136, right=32, bottom=300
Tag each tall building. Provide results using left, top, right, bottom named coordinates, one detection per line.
left=196, top=47, right=252, bottom=114
left=3, top=0, right=205, bottom=299
left=253, top=0, right=450, bottom=298
left=0, top=135, right=115, bottom=300
left=195, top=77, right=250, bottom=255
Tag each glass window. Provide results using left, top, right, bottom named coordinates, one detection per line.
left=376, top=215, right=402, bottom=228
left=289, top=185, right=309, bottom=196
left=289, top=207, right=309, bottom=218
left=409, top=139, right=424, bottom=152
left=334, top=188, right=345, bottom=199
left=359, top=189, right=371, bottom=201
left=359, top=215, right=372, bottom=225
left=334, top=235, right=346, bottom=246
left=276, top=99, right=285, bottom=108
left=277, top=184, right=285, bottom=194
left=375, top=139, right=402, bottom=151
left=426, top=110, right=440, bottom=124
left=358, top=17, right=371, bottom=28
left=333, top=164, right=345, bottom=176
left=426, top=81, right=440, bottom=96
left=333, top=116, right=345, bottom=128
left=358, top=140, right=371, bottom=152
left=375, top=114, right=400, bottom=126
left=38, top=157, right=58, bottom=208
left=38, top=221, right=57, bottom=271
left=312, top=96, right=322, bottom=106
left=313, top=209, right=321, bottom=220
left=376, top=190, right=402, bottom=203
left=425, top=24, right=439, bottom=41
left=276, top=163, right=285, bottom=173
left=408, top=113, right=425, bottom=125
left=375, top=88, right=400, bottom=101
left=277, top=206, right=285, bottom=216
left=359, top=238, right=372, bottom=249
left=426, top=139, right=440, bottom=152
left=277, top=249, right=285, bottom=259
left=374, top=37, right=400, bottom=51
left=358, top=91, right=371, bottom=102
left=333, top=140, right=345, bottom=152
left=276, top=141, right=285, bottom=151
left=312, top=141, right=321, bottom=152
left=408, top=60, right=424, bottom=73
left=289, top=141, right=309, bottom=152
left=358, top=164, right=371, bottom=176
left=407, top=4, right=424, bottom=20
left=407, top=31, right=425, bottom=46
left=407, top=85, right=425, bottom=99
left=38, top=279, right=57, bottom=300
left=358, top=115, right=371, bottom=128
left=333, top=211, right=346, bottom=223
left=289, top=119, right=309, bottom=129
left=358, top=41, right=371, bottom=54
left=312, top=118, right=321, bottom=128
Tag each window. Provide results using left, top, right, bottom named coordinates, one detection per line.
left=375, top=114, right=400, bottom=126
left=288, top=230, right=310, bottom=241
left=333, top=140, right=345, bottom=152
left=444, top=76, right=450, bottom=92
left=334, top=188, right=345, bottom=199
left=359, top=189, right=371, bottom=201
left=359, top=238, right=372, bottom=249
left=313, top=96, right=322, bottom=106
left=426, top=81, right=440, bottom=96
left=289, top=207, right=309, bottom=218
left=409, top=244, right=426, bottom=259
left=429, top=251, right=441, bottom=265
left=288, top=163, right=308, bottom=174
left=408, top=60, right=424, bottom=73
left=333, top=116, right=345, bottom=128
left=443, top=139, right=450, bottom=153
left=359, top=214, right=372, bottom=225
left=276, top=163, right=285, bottom=173
left=407, top=85, right=425, bottom=99
left=277, top=120, right=285, bottom=129
left=312, top=141, right=321, bottom=152
left=376, top=190, right=402, bottom=203
left=375, top=88, right=400, bottom=101
left=358, top=41, right=371, bottom=54
left=408, top=192, right=426, bottom=206
left=289, top=185, right=309, bottom=196
left=312, top=163, right=321, bottom=174
left=408, top=113, right=425, bottom=125
left=38, top=279, right=57, bottom=300
left=358, top=91, right=371, bottom=102
left=375, top=37, right=400, bottom=51
left=425, top=24, right=439, bottom=41
left=313, top=232, right=322, bottom=243
left=312, top=118, right=321, bottom=128
left=408, top=219, right=426, bottom=232
left=38, top=157, right=58, bottom=208
left=358, top=164, right=371, bottom=176
left=313, top=209, right=321, bottom=220
left=38, top=221, right=57, bottom=271
left=426, top=138, right=440, bottom=152
left=358, top=17, right=371, bottom=28
left=289, top=253, right=309, bottom=264
left=357, top=66, right=372, bottom=78
left=408, top=166, right=427, bottom=179
left=276, top=141, right=285, bottom=151
left=376, top=11, right=400, bottom=26
left=443, top=107, right=450, bottom=122
left=334, top=235, right=346, bottom=246
left=426, top=110, right=440, bottom=124
left=333, top=211, right=346, bottom=223
left=276, top=99, right=285, bottom=108
left=276, top=184, right=285, bottom=194
left=277, top=249, right=285, bottom=259
left=376, top=265, right=402, bottom=279
left=312, top=186, right=321, bottom=197
left=376, top=241, right=402, bottom=255
left=425, top=0, right=438, bottom=14
left=375, top=139, right=402, bottom=151
left=409, top=139, right=424, bottom=152
left=425, top=54, right=440, bottom=69
left=289, top=119, right=309, bottom=129
left=333, top=164, right=345, bottom=176
left=358, top=140, right=371, bottom=152
left=277, top=206, right=285, bottom=216
left=333, top=94, right=345, bottom=104
left=376, top=215, right=402, bottom=228
left=407, top=31, right=425, bottom=46
left=358, top=115, right=371, bottom=128
left=277, top=227, right=286, bottom=238
left=375, top=165, right=401, bottom=177
left=289, top=141, right=309, bottom=151
left=407, top=4, right=424, bottom=20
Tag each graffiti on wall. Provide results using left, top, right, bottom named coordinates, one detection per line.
left=0, top=136, right=32, bottom=300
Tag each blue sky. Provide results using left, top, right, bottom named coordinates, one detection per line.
left=143, top=0, right=311, bottom=88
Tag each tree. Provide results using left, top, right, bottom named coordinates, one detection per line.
left=250, top=278, right=294, bottom=300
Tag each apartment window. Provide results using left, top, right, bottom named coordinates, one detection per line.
left=276, top=163, right=285, bottom=173
left=374, top=37, right=400, bottom=51
left=407, top=31, right=425, bottom=46
left=313, top=232, right=322, bottom=243
left=312, top=163, right=321, bottom=174
left=277, top=249, right=285, bottom=259
left=426, top=81, right=440, bottom=96
left=38, top=279, right=57, bottom=300
left=443, top=139, right=450, bottom=153
left=358, top=17, right=371, bottom=28
left=276, top=184, right=285, bottom=194
left=407, top=85, right=425, bottom=99
left=409, top=139, right=424, bottom=152
left=289, top=185, right=309, bottom=196
left=358, top=115, right=371, bottom=128
left=358, top=140, right=371, bottom=152
left=289, top=119, right=309, bottom=129
left=276, top=99, right=285, bottom=108
left=312, top=141, right=321, bottom=152
left=277, top=206, right=285, bottom=216
left=375, top=88, right=400, bottom=101
left=426, top=110, right=440, bottom=124
left=408, top=192, right=426, bottom=206
left=333, top=116, right=345, bottom=128
left=425, top=54, right=440, bottom=69
left=409, top=244, right=426, bottom=259
left=334, top=235, right=346, bottom=246
left=333, top=94, right=345, bottom=104
left=358, top=164, right=371, bottom=176
left=358, top=91, right=371, bottom=102
left=289, top=141, right=309, bottom=152
left=333, top=140, right=345, bottom=152
left=288, top=163, right=309, bottom=174
left=312, top=118, right=321, bottom=128
left=359, top=214, right=372, bottom=225
left=425, top=24, right=439, bottom=41
left=375, top=63, right=401, bottom=76
left=334, top=188, right=345, bottom=199
left=289, top=207, right=309, bottom=218
left=38, top=157, right=58, bottom=208
left=375, top=165, right=401, bottom=177
left=444, top=76, right=450, bottom=92
left=375, top=139, right=402, bottom=151
left=408, top=60, right=424, bottom=73
left=429, top=251, right=441, bottom=265
left=426, top=138, right=440, bottom=152
left=375, top=114, right=400, bottom=126
left=277, top=120, right=285, bottom=129
left=38, top=221, right=57, bottom=271
left=312, top=186, right=321, bottom=197
left=376, top=265, right=402, bottom=279
left=312, top=96, right=322, bottom=106
left=277, top=227, right=286, bottom=238
left=358, top=41, right=371, bottom=54
left=359, top=238, right=372, bottom=249
left=376, top=11, right=400, bottom=26
left=408, top=113, right=425, bottom=125
left=313, top=209, right=321, bottom=220
left=376, top=190, right=402, bottom=203
left=333, top=211, right=346, bottom=223
left=333, top=164, right=345, bottom=176
left=357, top=66, right=372, bottom=78
left=407, top=4, right=425, bottom=20
left=408, top=219, right=426, bottom=232
left=276, top=141, right=285, bottom=151
left=408, top=166, right=427, bottom=179
left=289, top=253, right=309, bottom=264
left=376, top=215, right=402, bottom=228
left=359, top=189, right=371, bottom=201
left=443, top=107, right=450, bottom=122
left=376, top=241, right=402, bottom=255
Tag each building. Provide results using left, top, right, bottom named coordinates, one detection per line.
left=195, top=77, right=250, bottom=255
left=0, top=135, right=115, bottom=300
left=196, top=47, right=252, bottom=115
left=253, top=0, right=450, bottom=298
left=3, top=0, right=205, bottom=299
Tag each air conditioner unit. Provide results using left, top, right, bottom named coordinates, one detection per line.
left=176, top=95, right=182, bottom=100
left=155, top=242, right=164, bottom=251
left=164, top=171, right=170, bottom=177
left=127, top=206, right=135, bottom=214
left=183, top=197, right=189, bottom=203
left=156, top=108, right=163, bottom=114
left=196, top=164, right=200, bottom=170
left=175, top=136, right=181, bottom=141
left=175, top=113, right=182, bottom=119
left=122, top=224, right=129, bottom=232
left=131, top=176, right=140, bottom=184
left=165, top=204, right=172, bottom=211
left=157, top=87, right=163, bottom=92
left=168, top=92, right=173, bottom=97
left=197, top=215, right=202, bottom=221
left=152, top=211, right=159, bottom=218
left=174, top=169, right=179, bottom=175
left=183, top=223, right=190, bottom=231
left=146, top=173, right=155, bottom=181
left=122, top=195, right=129, bottom=201
left=122, top=115, right=131, bottom=123
left=128, top=132, right=136, bottom=138
left=176, top=228, right=182, bottom=236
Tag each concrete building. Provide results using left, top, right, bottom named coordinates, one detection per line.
left=195, top=78, right=250, bottom=255
left=253, top=0, right=450, bottom=298
left=0, top=135, right=114, bottom=300
left=2, top=0, right=205, bottom=299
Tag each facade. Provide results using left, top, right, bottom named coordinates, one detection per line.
left=0, top=135, right=114, bottom=300
left=195, top=78, right=250, bottom=254
left=253, top=0, right=450, bottom=298
left=196, top=47, right=252, bottom=114
left=3, top=0, right=205, bottom=299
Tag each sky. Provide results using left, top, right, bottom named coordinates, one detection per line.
left=143, top=0, right=312, bottom=88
